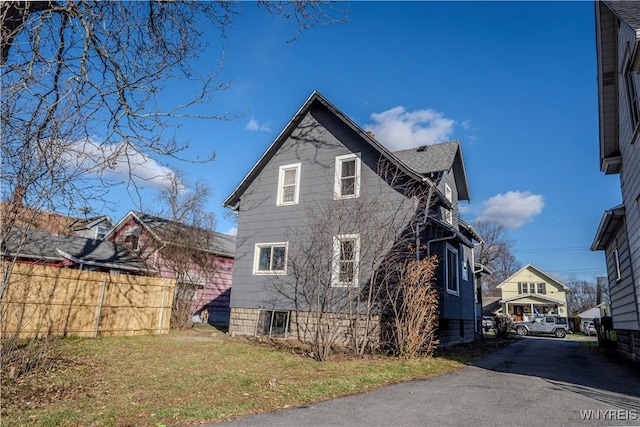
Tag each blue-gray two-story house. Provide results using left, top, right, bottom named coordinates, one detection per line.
left=223, top=91, right=482, bottom=348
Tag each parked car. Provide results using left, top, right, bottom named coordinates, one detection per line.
left=513, top=316, right=572, bottom=338
left=482, top=316, right=495, bottom=331
left=581, top=320, right=596, bottom=336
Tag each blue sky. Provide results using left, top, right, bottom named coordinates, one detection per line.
left=101, top=1, right=621, bottom=283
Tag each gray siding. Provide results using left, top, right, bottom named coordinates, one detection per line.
left=231, top=107, right=413, bottom=310
left=606, top=217, right=640, bottom=329
left=614, top=20, right=640, bottom=331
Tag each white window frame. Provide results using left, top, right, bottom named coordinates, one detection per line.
left=444, top=183, right=453, bottom=224
left=334, top=154, right=361, bottom=199
left=445, top=244, right=459, bottom=295
left=331, top=234, right=360, bottom=287
left=276, top=163, right=301, bottom=206
left=253, top=242, right=288, bottom=275
left=95, top=226, right=109, bottom=240
left=625, top=45, right=640, bottom=131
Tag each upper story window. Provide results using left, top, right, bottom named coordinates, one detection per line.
left=123, top=226, right=140, bottom=251
left=334, top=154, right=361, bottom=199
left=624, top=43, right=640, bottom=134
left=332, top=234, right=360, bottom=287
left=518, top=282, right=546, bottom=294
left=95, top=226, right=109, bottom=240
left=626, top=65, right=640, bottom=131
left=253, top=243, right=287, bottom=275
left=444, top=183, right=453, bottom=224
left=445, top=244, right=459, bottom=295
left=277, top=163, right=301, bottom=206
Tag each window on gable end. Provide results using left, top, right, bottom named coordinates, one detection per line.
left=444, top=183, right=453, bottom=224
left=334, top=154, right=361, bottom=199
left=625, top=44, right=640, bottom=133
left=277, top=163, right=301, bottom=206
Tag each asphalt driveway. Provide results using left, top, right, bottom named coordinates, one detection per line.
left=213, top=336, right=640, bottom=427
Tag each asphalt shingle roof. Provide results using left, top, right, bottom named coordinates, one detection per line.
left=392, top=140, right=460, bottom=175
left=606, top=1, right=640, bottom=33
left=133, top=213, right=236, bottom=258
left=2, top=228, right=151, bottom=272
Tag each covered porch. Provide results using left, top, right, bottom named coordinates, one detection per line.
left=501, top=294, right=567, bottom=322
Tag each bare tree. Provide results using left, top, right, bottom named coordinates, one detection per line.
left=566, top=280, right=597, bottom=318
left=472, top=219, right=520, bottom=296
left=0, top=0, right=345, bottom=300
left=147, top=172, right=219, bottom=329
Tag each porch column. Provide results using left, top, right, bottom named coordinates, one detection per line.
left=531, top=303, right=534, bottom=318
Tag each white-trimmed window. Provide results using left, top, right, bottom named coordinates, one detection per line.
left=518, top=282, right=546, bottom=294
left=95, top=226, right=109, bottom=240
left=334, top=154, right=361, bottom=199
left=332, top=234, right=360, bottom=287
left=276, top=163, right=301, bottom=206
left=445, top=244, right=459, bottom=295
left=626, top=60, right=640, bottom=130
left=253, top=243, right=288, bottom=274
left=444, top=183, right=453, bottom=224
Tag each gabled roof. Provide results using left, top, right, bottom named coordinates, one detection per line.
left=591, top=204, right=625, bottom=251
left=223, top=91, right=458, bottom=210
left=393, top=141, right=470, bottom=201
left=106, top=211, right=236, bottom=258
left=1, top=227, right=152, bottom=273
left=496, top=263, right=569, bottom=291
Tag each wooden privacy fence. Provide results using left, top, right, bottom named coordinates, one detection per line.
left=1, top=262, right=175, bottom=339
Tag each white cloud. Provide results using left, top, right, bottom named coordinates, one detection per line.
left=364, top=106, right=455, bottom=151
left=246, top=116, right=271, bottom=132
left=224, top=226, right=237, bottom=236
left=65, top=140, right=175, bottom=189
left=475, top=191, right=544, bottom=229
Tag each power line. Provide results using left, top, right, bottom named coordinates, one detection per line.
left=513, top=246, right=590, bottom=254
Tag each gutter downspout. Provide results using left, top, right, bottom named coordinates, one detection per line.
left=426, top=234, right=457, bottom=258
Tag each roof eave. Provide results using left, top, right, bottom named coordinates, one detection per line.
left=591, top=204, right=625, bottom=251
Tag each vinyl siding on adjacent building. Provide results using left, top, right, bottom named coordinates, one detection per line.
left=613, top=18, right=640, bottom=330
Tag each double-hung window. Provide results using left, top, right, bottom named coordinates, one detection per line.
left=334, top=154, right=361, bottom=199
left=444, top=183, right=453, bottom=224
left=332, top=234, right=360, bottom=287
left=445, top=244, right=459, bottom=295
left=277, top=163, right=301, bottom=206
left=626, top=65, right=640, bottom=130
left=253, top=243, right=287, bottom=274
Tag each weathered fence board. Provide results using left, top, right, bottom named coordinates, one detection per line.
left=1, top=262, right=174, bottom=338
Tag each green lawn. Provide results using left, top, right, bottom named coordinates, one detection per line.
left=1, top=327, right=511, bottom=427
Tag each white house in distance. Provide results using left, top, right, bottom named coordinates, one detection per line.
left=497, top=264, right=569, bottom=322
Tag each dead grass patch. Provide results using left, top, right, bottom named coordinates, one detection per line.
left=1, top=327, right=509, bottom=427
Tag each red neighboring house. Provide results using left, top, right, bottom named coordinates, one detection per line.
left=105, top=211, right=236, bottom=325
